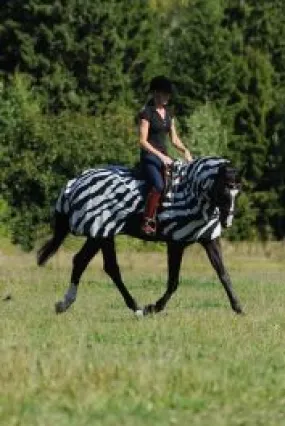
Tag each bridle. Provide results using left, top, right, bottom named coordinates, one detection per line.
left=213, top=170, right=241, bottom=226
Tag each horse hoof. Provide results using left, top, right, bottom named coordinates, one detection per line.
left=142, top=304, right=156, bottom=316
left=134, top=309, right=144, bottom=318
left=233, top=305, right=244, bottom=315
left=55, top=301, right=66, bottom=314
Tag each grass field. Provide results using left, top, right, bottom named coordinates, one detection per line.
left=1, top=238, right=285, bottom=425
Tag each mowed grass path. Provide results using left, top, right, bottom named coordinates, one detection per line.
left=1, top=239, right=285, bottom=425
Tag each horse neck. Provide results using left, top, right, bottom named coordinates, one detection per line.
left=184, top=157, right=228, bottom=199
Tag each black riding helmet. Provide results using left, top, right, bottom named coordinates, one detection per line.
left=149, top=76, right=173, bottom=94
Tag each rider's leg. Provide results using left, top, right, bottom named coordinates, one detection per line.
left=141, top=157, right=164, bottom=235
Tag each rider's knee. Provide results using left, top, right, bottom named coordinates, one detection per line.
left=155, top=180, right=164, bottom=193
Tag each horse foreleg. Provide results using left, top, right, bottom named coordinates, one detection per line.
left=143, top=241, right=185, bottom=315
left=101, top=237, right=140, bottom=313
left=201, top=238, right=244, bottom=314
left=55, top=238, right=101, bottom=314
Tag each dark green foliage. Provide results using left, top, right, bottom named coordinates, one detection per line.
left=221, top=0, right=285, bottom=238
left=0, top=0, right=162, bottom=112
left=165, top=0, right=236, bottom=117
left=0, top=74, right=137, bottom=249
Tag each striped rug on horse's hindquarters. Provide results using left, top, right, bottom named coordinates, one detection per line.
left=55, top=156, right=229, bottom=243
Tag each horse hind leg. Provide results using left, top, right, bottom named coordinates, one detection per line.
left=101, top=237, right=140, bottom=313
left=55, top=238, right=101, bottom=314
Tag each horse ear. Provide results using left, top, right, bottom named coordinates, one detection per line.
left=219, top=162, right=241, bottom=185
left=218, top=163, right=228, bottom=178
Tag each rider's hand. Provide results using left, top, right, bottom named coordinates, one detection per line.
left=184, top=149, right=193, bottom=162
left=161, top=155, right=173, bottom=167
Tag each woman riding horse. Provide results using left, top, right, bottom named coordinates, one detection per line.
left=37, top=157, right=243, bottom=316
left=139, top=76, right=193, bottom=235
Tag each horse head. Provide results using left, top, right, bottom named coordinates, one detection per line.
left=211, top=162, right=241, bottom=228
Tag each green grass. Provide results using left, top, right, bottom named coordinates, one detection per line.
left=1, top=241, right=285, bottom=425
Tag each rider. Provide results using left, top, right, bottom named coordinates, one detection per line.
left=139, top=75, right=193, bottom=235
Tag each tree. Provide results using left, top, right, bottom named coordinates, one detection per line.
left=164, top=0, right=236, bottom=118
left=0, top=74, right=138, bottom=249
left=223, top=0, right=285, bottom=238
left=183, top=102, right=229, bottom=157
left=0, top=0, right=164, bottom=113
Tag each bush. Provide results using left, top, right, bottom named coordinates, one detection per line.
left=184, top=102, right=229, bottom=157
left=0, top=74, right=138, bottom=249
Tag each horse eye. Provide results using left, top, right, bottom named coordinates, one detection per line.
left=227, top=182, right=236, bottom=189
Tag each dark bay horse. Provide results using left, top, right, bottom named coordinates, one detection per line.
left=37, top=156, right=243, bottom=316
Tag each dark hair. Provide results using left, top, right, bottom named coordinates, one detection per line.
left=149, top=76, right=173, bottom=94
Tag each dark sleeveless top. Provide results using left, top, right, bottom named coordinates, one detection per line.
left=139, top=103, right=172, bottom=155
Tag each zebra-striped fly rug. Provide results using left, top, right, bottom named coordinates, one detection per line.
left=55, top=156, right=229, bottom=242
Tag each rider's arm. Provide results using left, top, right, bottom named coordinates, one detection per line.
left=170, top=118, right=193, bottom=162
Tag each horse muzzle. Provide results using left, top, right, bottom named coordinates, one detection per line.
left=221, top=210, right=234, bottom=228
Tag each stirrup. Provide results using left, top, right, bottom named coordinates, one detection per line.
left=141, top=218, right=156, bottom=235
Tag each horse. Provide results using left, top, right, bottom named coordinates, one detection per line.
left=37, top=156, right=243, bottom=316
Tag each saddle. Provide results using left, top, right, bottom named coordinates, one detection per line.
left=131, top=162, right=173, bottom=197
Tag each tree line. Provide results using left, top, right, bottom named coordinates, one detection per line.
left=0, top=0, right=284, bottom=249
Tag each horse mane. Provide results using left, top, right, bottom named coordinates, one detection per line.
left=169, top=156, right=230, bottom=199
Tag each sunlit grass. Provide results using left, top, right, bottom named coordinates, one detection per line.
left=1, top=240, right=285, bottom=425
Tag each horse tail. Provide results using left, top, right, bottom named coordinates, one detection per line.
left=37, top=212, right=69, bottom=266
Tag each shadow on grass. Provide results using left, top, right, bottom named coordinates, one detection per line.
left=186, top=300, right=226, bottom=310
left=180, top=277, right=217, bottom=289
